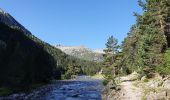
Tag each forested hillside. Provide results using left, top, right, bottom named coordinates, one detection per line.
left=0, top=23, right=56, bottom=89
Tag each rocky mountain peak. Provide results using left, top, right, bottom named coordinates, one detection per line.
left=55, top=45, right=104, bottom=62
left=0, top=8, right=31, bottom=34
left=0, top=8, right=6, bottom=14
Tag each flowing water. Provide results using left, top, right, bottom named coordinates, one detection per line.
left=0, top=76, right=104, bottom=100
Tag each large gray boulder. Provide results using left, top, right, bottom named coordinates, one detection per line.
left=147, top=78, right=163, bottom=88
left=147, top=80, right=159, bottom=88
left=146, top=91, right=169, bottom=100
left=119, top=71, right=140, bottom=82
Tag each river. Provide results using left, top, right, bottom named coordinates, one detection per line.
left=0, top=76, right=104, bottom=100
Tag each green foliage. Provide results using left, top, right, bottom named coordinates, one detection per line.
left=120, top=0, right=170, bottom=76
left=63, top=65, right=81, bottom=79
left=80, top=60, right=102, bottom=76
left=143, top=78, right=149, bottom=82
left=102, top=66, right=114, bottom=79
left=0, top=88, right=13, bottom=96
left=156, top=49, right=170, bottom=75
left=103, top=36, right=119, bottom=67
left=105, top=36, right=118, bottom=53
left=102, top=79, right=109, bottom=86
left=102, top=36, right=122, bottom=81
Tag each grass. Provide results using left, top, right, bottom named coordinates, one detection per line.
left=0, top=87, right=13, bottom=96
left=91, top=74, right=104, bottom=80
left=0, top=82, right=47, bottom=97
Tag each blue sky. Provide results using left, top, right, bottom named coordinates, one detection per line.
left=0, top=0, right=142, bottom=49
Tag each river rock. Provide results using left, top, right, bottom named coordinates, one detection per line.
left=148, top=81, right=158, bottom=88
left=119, top=71, right=140, bottom=82
left=146, top=91, right=168, bottom=100
left=107, top=80, right=116, bottom=89
left=163, top=79, right=170, bottom=89
left=128, top=71, right=140, bottom=81
left=141, top=76, right=147, bottom=82
left=116, top=85, right=121, bottom=91
left=147, top=79, right=162, bottom=88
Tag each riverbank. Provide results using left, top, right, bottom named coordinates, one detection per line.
left=91, top=74, right=104, bottom=80
left=0, top=82, right=48, bottom=97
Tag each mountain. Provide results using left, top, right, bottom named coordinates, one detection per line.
left=0, top=8, right=31, bottom=34
left=93, top=49, right=105, bottom=54
left=55, top=45, right=104, bottom=62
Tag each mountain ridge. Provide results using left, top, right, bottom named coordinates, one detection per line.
left=0, top=8, right=31, bottom=34
left=55, top=45, right=104, bottom=62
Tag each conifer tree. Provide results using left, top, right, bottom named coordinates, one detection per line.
left=103, top=36, right=119, bottom=66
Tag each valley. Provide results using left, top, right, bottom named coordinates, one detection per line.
left=0, top=0, right=170, bottom=100
left=0, top=8, right=103, bottom=98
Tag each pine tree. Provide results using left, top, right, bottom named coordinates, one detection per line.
left=103, top=36, right=119, bottom=66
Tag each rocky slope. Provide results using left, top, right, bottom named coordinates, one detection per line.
left=55, top=45, right=104, bottom=62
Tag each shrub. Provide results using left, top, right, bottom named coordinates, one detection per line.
left=102, top=79, right=109, bottom=86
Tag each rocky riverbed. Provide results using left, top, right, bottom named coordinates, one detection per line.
left=0, top=76, right=104, bottom=100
